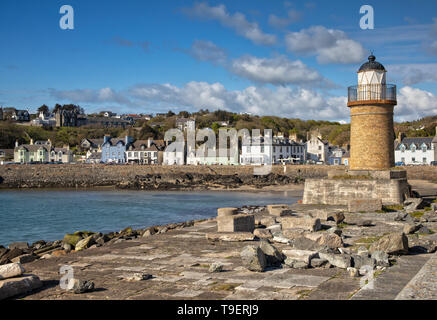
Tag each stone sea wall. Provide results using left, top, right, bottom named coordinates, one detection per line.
left=0, top=164, right=435, bottom=190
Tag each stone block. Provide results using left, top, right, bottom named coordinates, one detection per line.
left=0, top=263, right=24, bottom=280
left=267, top=204, right=288, bottom=214
left=217, top=207, right=238, bottom=217
left=348, top=199, right=382, bottom=213
left=217, top=214, right=255, bottom=233
left=281, top=217, right=321, bottom=232
left=267, top=205, right=293, bottom=217
left=0, top=275, right=42, bottom=300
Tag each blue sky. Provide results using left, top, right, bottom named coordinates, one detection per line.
left=1, top=0, right=436, bottom=122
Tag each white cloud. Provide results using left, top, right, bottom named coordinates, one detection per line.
left=268, top=9, right=301, bottom=29
left=229, top=55, right=334, bottom=87
left=185, top=40, right=227, bottom=65
left=183, top=2, right=277, bottom=46
left=285, top=26, right=367, bottom=64
left=389, top=64, right=437, bottom=85
left=396, top=86, right=437, bottom=121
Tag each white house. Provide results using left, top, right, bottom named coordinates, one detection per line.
left=163, top=141, right=185, bottom=165
left=306, top=132, right=329, bottom=163
left=240, top=135, right=306, bottom=165
left=395, top=133, right=437, bottom=165
left=176, top=118, right=196, bottom=132
left=126, top=138, right=162, bottom=164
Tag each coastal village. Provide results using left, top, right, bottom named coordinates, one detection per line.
left=0, top=55, right=437, bottom=301
left=1, top=106, right=436, bottom=167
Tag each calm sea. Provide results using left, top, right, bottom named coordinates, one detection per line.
left=0, top=189, right=298, bottom=246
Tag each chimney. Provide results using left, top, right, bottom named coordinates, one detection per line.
left=147, top=137, right=152, bottom=148
left=15, top=140, right=19, bottom=148
left=48, top=139, right=52, bottom=146
left=397, top=131, right=405, bottom=142
left=30, top=138, right=34, bottom=145
left=103, top=135, right=111, bottom=144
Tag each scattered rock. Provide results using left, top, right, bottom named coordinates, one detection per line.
left=282, top=249, right=318, bottom=264
left=0, top=262, right=25, bottom=279
left=318, top=252, right=352, bottom=269
left=209, top=263, right=224, bottom=273
left=0, top=275, right=42, bottom=300
left=281, top=217, right=322, bottom=232
left=282, top=228, right=307, bottom=240
left=370, top=251, right=390, bottom=267
left=69, top=279, right=95, bottom=294
left=284, top=258, right=308, bottom=269
left=310, top=258, right=329, bottom=268
left=331, top=212, right=345, bottom=224
left=404, top=198, right=425, bottom=212
left=75, top=236, right=96, bottom=251
left=51, top=250, right=67, bottom=257
left=8, top=242, right=29, bottom=251
left=240, top=245, right=267, bottom=272
left=253, top=228, right=272, bottom=240
left=305, top=233, right=343, bottom=249
left=11, top=254, right=37, bottom=264
left=0, top=248, right=23, bottom=265
left=266, top=224, right=282, bottom=233
left=357, top=246, right=369, bottom=257
left=403, top=223, right=421, bottom=234
left=63, top=243, right=72, bottom=253
left=327, top=227, right=342, bottom=237
left=416, top=226, right=433, bottom=234
left=259, top=241, right=284, bottom=267
left=122, top=273, right=152, bottom=281
left=352, top=255, right=376, bottom=269
left=369, top=232, right=409, bottom=255
left=347, top=267, right=360, bottom=277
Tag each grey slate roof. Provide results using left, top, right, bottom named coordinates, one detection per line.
left=396, top=137, right=434, bottom=150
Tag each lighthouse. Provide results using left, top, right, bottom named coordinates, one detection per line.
left=347, top=55, right=397, bottom=171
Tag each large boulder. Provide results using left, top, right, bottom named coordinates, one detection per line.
left=259, top=241, right=283, bottom=267
left=352, top=255, right=376, bottom=269
left=240, top=245, right=267, bottom=272
left=369, top=232, right=409, bottom=255
left=8, top=242, right=29, bottom=251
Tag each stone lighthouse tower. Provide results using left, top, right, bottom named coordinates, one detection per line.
left=347, top=54, right=397, bottom=171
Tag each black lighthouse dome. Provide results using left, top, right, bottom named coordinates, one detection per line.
left=358, top=54, right=386, bottom=72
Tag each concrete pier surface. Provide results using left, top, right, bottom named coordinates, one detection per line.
left=2, top=180, right=437, bottom=300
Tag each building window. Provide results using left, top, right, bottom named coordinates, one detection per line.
left=422, top=145, right=427, bottom=152
left=261, top=145, right=264, bottom=153
left=411, top=145, right=416, bottom=152
left=412, top=157, right=415, bottom=162
left=423, top=158, right=427, bottom=163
